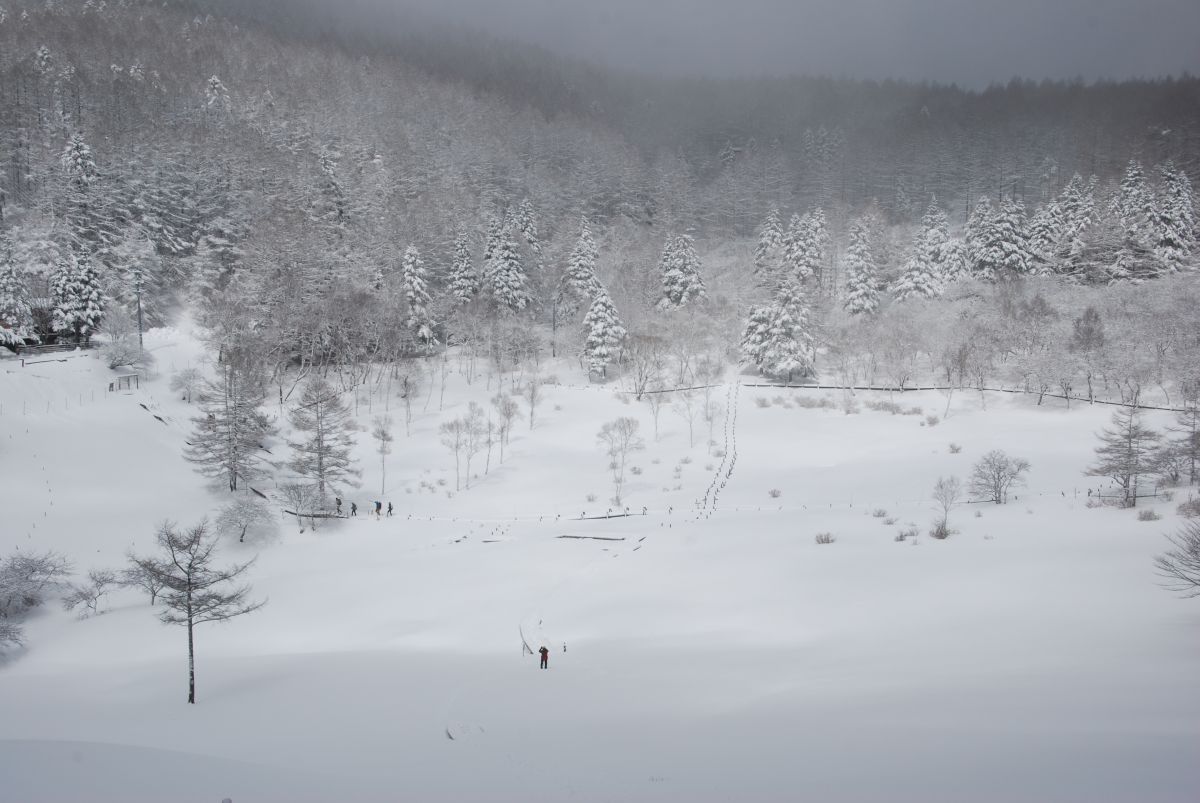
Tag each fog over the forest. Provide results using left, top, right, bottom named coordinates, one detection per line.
left=237, top=0, right=1200, bottom=85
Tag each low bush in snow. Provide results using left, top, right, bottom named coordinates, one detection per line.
left=1138, top=509, right=1162, bottom=522
left=949, top=443, right=963, bottom=454
left=768, top=488, right=782, bottom=498
left=871, top=508, right=888, bottom=518
left=814, top=532, right=836, bottom=544
left=1178, top=497, right=1200, bottom=518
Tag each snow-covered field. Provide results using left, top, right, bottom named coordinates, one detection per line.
left=2, top=326, right=1198, bottom=803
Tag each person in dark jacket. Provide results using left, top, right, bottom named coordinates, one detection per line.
left=387, top=502, right=393, bottom=517
left=539, top=646, right=549, bottom=669
left=350, top=502, right=357, bottom=517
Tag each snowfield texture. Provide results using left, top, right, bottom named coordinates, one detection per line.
left=1, top=325, right=1198, bottom=803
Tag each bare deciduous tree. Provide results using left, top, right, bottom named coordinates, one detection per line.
left=120, top=555, right=167, bottom=605
left=215, top=492, right=277, bottom=543
left=63, top=569, right=118, bottom=618
left=491, top=393, right=519, bottom=462
left=673, top=389, right=700, bottom=448
left=439, top=418, right=466, bottom=490
left=931, top=475, right=963, bottom=538
left=0, top=550, right=72, bottom=648
left=1155, top=520, right=1200, bottom=597
left=523, top=376, right=543, bottom=430
left=969, top=450, right=1030, bottom=504
left=598, top=417, right=644, bottom=505
left=135, top=520, right=264, bottom=704
left=371, top=415, right=394, bottom=495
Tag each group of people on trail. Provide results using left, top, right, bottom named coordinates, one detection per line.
left=335, top=498, right=393, bottom=519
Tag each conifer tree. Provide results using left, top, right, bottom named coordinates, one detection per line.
left=753, top=208, right=784, bottom=287
left=0, top=233, right=34, bottom=346
left=557, top=216, right=603, bottom=317
left=581, top=288, right=627, bottom=379
left=1111, top=159, right=1157, bottom=279
left=515, top=198, right=543, bottom=267
left=184, top=355, right=274, bottom=492
left=739, top=304, right=773, bottom=368
left=487, top=227, right=531, bottom=314
left=1152, top=161, right=1196, bottom=273
left=288, top=377, right=360, bottom=504
left=657, top=233, right=707, bottom=310
left=966, top=196, right=995, bottom=279
left=401, top=245, right=435, bottom=346
left=1088, top=405, right=1160, bottom=508
left=842, top=219, right=879, bottom=315
left=51, top=254, right=104, bottom=343
left=448, top=230, right=477, bottom=306
left=979, top=198, right=1033, bottom=279
left=757, top=281, right=816, bottom=382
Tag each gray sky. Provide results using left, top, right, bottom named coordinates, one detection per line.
left=365, top=0, right=1200, bottom=85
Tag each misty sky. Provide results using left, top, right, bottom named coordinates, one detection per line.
left=368, top=0, right=1200, bottom=85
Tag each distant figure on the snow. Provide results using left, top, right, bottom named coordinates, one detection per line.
left=539, top=646, right=549, bottom=669
left=350, top=502, right=357, bottom=517
left=335, top=497, right=343, bottom=514
left=374, top=500, right=383, bottom=518
left=387, top=502, right=393, bottom=517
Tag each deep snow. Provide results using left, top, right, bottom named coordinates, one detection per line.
left=1, top=325, right=1198, bottom=803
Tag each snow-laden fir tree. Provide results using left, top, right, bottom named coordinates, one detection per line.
left=739, top=304, right=774, bottom=368
left=0, top=233, right=34, bottom=346
left=1057, top=175, right=1097, bottom=274
left=184, top=355, right=274, bottom=492
left=753, top=208, right=784, bottom=287
left=657, top=233, right=707, bottom=310
left=892, top=244, right=943, bottom=301
left=486, top=226, right=532, bottom=313
left=1028, top=199, right=1064, bottom=272
left=755, top=281, right=816, bottom=382
left=965, top=196, right=995, bottom=279
left=51, top=253, right=104, bottom=343
left=401, top=245, right=435, bottom=346
left=60, top=132, right=106, bottom=253
left=515, top=197, right=543, bottom=267
left=447, top=230, right=477, bottom=306
left=940, top=236, right=968, bottom=283
left=581, top=288, right=627, bottom=379
left=841, top=219, right=879, bottom=315
left=288, top=377, right=360, bottom=504
left=784, top=210, right=826, bottom=286
left=1110, top=159, right=1157, bottom=279
left=1152, top=161, right=1196, bottom=273
left=194, top=216, right=245, bottom=300
left=980, top=198, right=1034, bottom=279
left=557, top=216, right=603, bottom=317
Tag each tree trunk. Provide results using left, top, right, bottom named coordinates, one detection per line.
left=187, top=616, right=196, bottom=704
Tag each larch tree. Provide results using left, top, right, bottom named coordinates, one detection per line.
left=401, top=245, right=435, bottom=346
left=842, top=219, right=879, bottom=315
left=133, top=520, right=263, bottom=704
left=288, top=377, right=360, bottom=504
left=581, top=288, right=627, bottom=380
left=184, top=354, right=274, bottom=492
left=1088, top=405, right=1160, bottom=508
left=657, top=233, right=707, bottom=310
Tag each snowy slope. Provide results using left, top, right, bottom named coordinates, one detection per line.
left=1, top=325, right=1198, bottom=803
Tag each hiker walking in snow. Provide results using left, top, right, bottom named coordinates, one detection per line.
left=387, top=502, right=393, bottom=517
left=335, top=497, right=343, bottom=515
left=539, top=646, right=549, bottom=669
left=374, top=500, right=383, bottom=518
left=350, top=502, right=357, bottom=517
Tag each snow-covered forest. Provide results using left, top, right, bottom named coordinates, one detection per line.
left=1, top=1, right=1199, bottom=801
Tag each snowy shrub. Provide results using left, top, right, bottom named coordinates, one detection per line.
left=974, top=509, right=983, bottom=518
left=793, top=396, right=836, bottom=410
left=1155, top=520, right=1200, bottom=597
left=894, top=533, right=907, bottom=543
left=906, top=406, right=924, bottom=416
left=630, top=466, right=643, bottom=476
left=587, top=493, right=598, bottom=503
left=814, top=532, right=836, bottom=544
left=98, top=308, right=152, bottom=370
left=651, top=458, right=661, bottom=465
left=929, top=520, right=953, bottom=540
left=841, top=396, right=860, bottom=415
left=898, top=526, right=919, bottom=541
left=755, top=397, right=771, bottom=409
left=948, top=443, right=963, bottom=454
left=712, top=448, right=726, bottom=457
left=1, top=551, right=72, bottom=647
left=1138, top=509, right=1162, bottom=522
left=705, top=463, right=714, bottom=471
left=170, top=367, right=203, bottom=404
left=680, top=457, right=693, bottom=465
left=62, top=569, right=117, bottom=618
left=926, top=415, right=940, bottom=427
left=871, top=508, right=888, bottom=518
left=769, top=488, right=782, bottom=498
left=866, top=400, right=903, bottom=415
left=1178, top=498, right=1200, bottom=518
left=884, top=517, right=898, bottom=525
